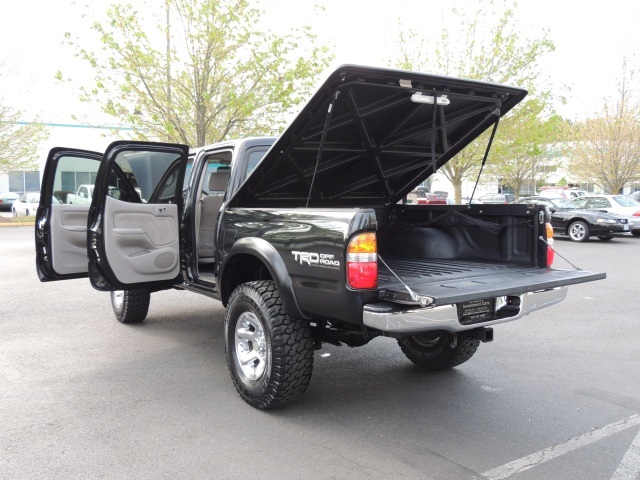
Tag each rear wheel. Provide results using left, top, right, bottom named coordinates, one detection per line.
left=111, top=289, right=150, bottom=323
left=398, top=331, right=480, bottom=370
left=225, top=280, right=314, bottom=409
left=568, top=220, right=590, bottom=242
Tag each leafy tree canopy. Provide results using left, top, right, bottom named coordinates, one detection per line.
left=0, top=102, right=49, bottom=173
left=389, top=0, right=558, bottom=201
left=61, top=0, right=334, bottom=147
left=568, top=59, right=640, bottom=194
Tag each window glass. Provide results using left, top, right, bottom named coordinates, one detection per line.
left=588, top=197, right=609, bottom=208
left=112, top=150, right=182, bottom=204
left=203, top=154, right=232, bottom=195
left=573, top=198, right=587, bottom=208
left=613, top=195, right=640, bottom=207
left=55, top=156, right=101, bottom=203
left=243, top=147, right=269, bottom=180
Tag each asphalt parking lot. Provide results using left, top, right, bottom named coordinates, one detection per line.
left=1, top=226, right=639, bottom=479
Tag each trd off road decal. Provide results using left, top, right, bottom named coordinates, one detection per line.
left=292, top=251, right=340, bottom=269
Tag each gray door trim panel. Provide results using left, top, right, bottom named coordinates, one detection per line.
left=50, top=204, right=90, bottom=275
left=103, top=196, right=180, bottom=285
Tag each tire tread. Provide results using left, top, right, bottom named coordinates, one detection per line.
left=226, top=280, right=313, bottom=409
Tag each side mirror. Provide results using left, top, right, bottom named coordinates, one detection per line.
left=549, top=207, right=557, bottom=213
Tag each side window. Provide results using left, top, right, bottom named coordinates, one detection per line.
left=201, top=152, right=232, bottom=195
left=572, top=198, right=586, bottom=208
left=588, top=198, right=607, bottom=209
left=55, top=156, right=101, bottom=203
left=110, top=150, right=183, bottom=204
left=243, top=147, right=270, bottom=181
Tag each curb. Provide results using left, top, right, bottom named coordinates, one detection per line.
left=0, top=222, right=35, bottom=227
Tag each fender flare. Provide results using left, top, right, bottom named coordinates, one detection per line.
left=219, top=237, right=308, bottom=319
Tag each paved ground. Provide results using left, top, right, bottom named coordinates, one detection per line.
left=1, top=226, right=639, bottom=479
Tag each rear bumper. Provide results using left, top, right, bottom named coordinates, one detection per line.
left=362, top=287, right=568, bottom=333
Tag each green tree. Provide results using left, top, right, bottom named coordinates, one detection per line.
left=391, top=0, right=557, bottom=202
left=568, top=59, right=640, bottom=194
left=61, top=0, right=333, bottom=147
left=0, top=104, right=49, bottom=172
left=487, top=99, right=565, bottom=199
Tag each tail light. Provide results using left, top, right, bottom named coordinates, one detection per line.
left=545, top=222, right=555, bottom=267
left=347, top=232, right=378, bottom=289
left=633, top=211, right=640, bottom=217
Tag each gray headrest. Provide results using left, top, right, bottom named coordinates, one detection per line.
left=208, top=170, right=229, bottom=191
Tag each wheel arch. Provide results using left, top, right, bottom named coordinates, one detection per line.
left=219, top=237, right=308, bottom=319
left=565, top=216, right=591, bottom=232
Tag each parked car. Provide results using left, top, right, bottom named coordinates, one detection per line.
left=407, top=190, right=447, bottom=204
left=538, top=187, right=588, bottom=200
left=12, top=192, right=40, bottom=217
left=460, top=197, right=483, bottom=205
left=477, top=193, right=515, bottom=204
left=0, top=192, right=20, bottom=212
left=512, top=196, right=630, bottom=242
left=572, top=195, right=640, bottom=237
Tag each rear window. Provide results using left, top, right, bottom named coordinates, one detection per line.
left=613, top=195, right=640, bottom=206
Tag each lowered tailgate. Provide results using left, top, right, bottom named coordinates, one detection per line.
left=377, top=257, right=605, bottom=306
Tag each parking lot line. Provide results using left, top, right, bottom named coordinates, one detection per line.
left=482, top=414, right=640, bottom=480
left=611, top=426, right=640, bottom=480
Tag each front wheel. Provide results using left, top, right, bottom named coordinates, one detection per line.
left=225, top=280, right=314, bottom=409
left=568, top=220, right=590, bottom=242
left=632, top=231, right=640, bottom=237
left=398, top=332, right=480, bottom=370
left=111, top=289, right=150, bottom=323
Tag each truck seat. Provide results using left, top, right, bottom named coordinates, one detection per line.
left=198, top=168, right=229, bottom=261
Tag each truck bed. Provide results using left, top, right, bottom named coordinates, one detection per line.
left=377, top=256, right=604, bottom=306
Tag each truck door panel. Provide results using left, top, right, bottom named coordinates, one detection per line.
left=87, top=141, right=189, bottom=291
left=50, top=205, right=90, bottom=275
left=36, top=148, right=102, bottom=281
left=103, top=196, right=179, bottom=284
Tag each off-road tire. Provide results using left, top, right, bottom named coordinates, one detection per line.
left=568, top=220, right=590, bottom=242
left=111, top=289, right=150, bottom=324
left=225, top=280, right=314, bottom=409
left=398, top=332, right=480, bottom=370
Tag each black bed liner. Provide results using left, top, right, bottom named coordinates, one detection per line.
left=378, top=256, right=605, bottom=306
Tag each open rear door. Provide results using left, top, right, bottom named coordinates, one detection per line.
left=86, top=141, right=189, bottom=291
left=36, top=148, right=103, bottom=281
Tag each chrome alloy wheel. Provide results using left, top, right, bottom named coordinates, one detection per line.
left=111, top=290, right=124, bottom=310
left=569, top=223, right=586, bottom=241
left=234, top=311, right=268, bottom=381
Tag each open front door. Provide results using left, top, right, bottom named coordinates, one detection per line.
left=36, top=148, right=103, bottom=281
left=87, top=141, right=189, bottom=291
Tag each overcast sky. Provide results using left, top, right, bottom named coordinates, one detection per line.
left=1, top=0, right=639, bottom=150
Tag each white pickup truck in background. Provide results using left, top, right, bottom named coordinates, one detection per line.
left=66, top=184, right=94, bottom=204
